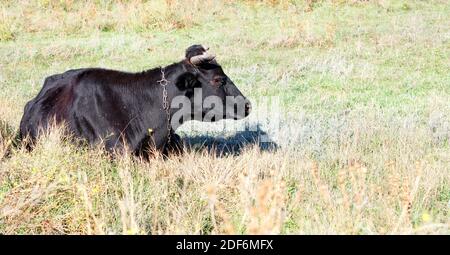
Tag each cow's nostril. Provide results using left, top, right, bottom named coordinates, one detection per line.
left=245, top=102, right=252, bottom=115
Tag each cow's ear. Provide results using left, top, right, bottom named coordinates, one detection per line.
left=175, top=72, right=200, bottom=90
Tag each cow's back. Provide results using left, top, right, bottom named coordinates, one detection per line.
left=19, top=69, right=84, bottom=140
left=19, top=67, right=167, bottom=153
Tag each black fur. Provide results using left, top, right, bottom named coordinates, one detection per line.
left=19, top=45, right=251, bottom=156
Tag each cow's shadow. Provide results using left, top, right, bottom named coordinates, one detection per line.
left=181, top=125, right=278, bottom=156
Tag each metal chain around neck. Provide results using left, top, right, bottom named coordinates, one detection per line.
left=158, top=67, right=171, bottom=144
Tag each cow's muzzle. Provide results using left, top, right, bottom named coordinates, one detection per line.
left=244, top=101, right=252, bottom=117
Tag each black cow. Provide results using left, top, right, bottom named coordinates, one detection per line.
left=19, top=45, right=251, bottom=156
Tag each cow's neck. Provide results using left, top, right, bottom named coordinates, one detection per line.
left=134, top=61, right=194, bottom=150
left=164, top=61, right=196, bottom=114
left=150, top=61, right=194, bottom=130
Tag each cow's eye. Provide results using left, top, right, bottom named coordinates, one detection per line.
left=214, top=77, right=226, bottom=87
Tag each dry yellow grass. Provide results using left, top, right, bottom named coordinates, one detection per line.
left=0, top=0, right=449, bottom=234
left=0, top=0, right=227, bottom=39
left=0, top=114, right=448, bottom=234
left=0, top=0, right=389, bottom=42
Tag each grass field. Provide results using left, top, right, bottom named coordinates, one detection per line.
left=0, top=0, right=449, bottom=234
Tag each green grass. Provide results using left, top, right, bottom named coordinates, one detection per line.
left=0, top=0, right=449, bottom=234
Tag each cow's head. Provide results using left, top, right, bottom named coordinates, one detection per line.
left=175, top=45, right=251, bottom=122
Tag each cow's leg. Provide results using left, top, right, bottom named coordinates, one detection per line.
left=103, top=134, right=131, bottom=159
left=18, top=127, right=39, bottom=152
left=163, top=130, right=183, bottom=156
